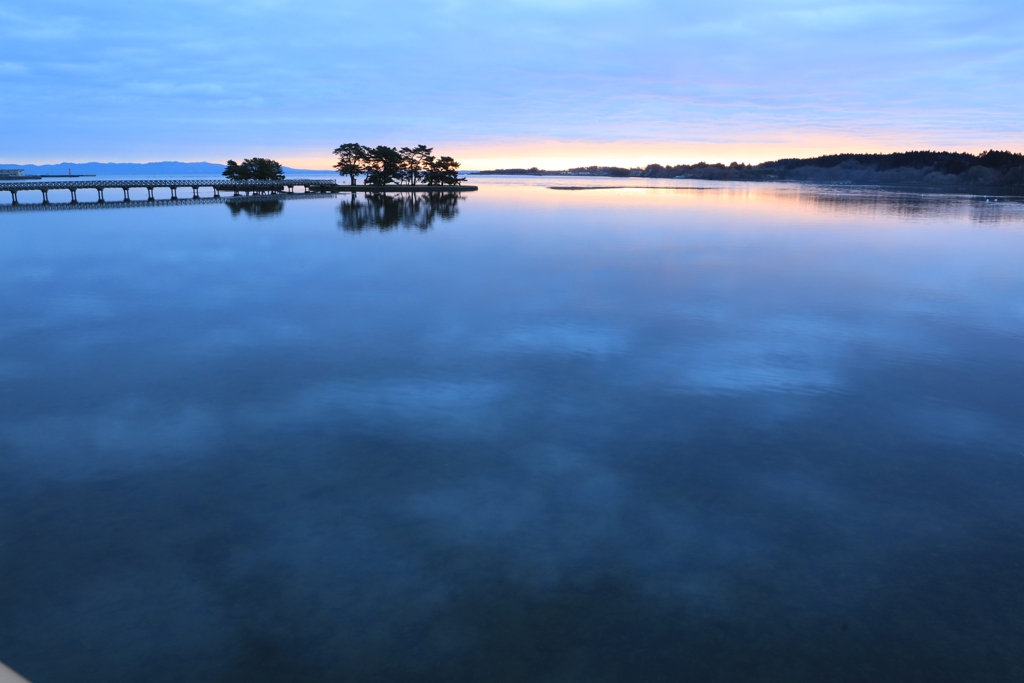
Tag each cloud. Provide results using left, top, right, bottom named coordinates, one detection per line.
left=1, top=1, right=1022, bottom=164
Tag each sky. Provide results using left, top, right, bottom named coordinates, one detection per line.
left=1, top=0, right=1022, bottom=169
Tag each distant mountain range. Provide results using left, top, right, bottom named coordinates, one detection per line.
left=0, top=161, right=331, bottom=176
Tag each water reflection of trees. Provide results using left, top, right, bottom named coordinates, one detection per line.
left=337, top=192, right=463, bottom=232
left=227, top=198, right=284, bottom=219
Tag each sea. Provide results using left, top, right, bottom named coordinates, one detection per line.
left=1, top=176, right=1023, bottom=682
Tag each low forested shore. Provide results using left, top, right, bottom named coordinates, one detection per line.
left=480, top=151, right=1024, bottom=189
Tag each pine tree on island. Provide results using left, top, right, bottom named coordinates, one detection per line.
left=332, top=144, right=366, bottom=186
left=332, top=143, right=464, bottom=186
left=222, top=158, right=285, bottom=181
left=363, top=146, right=405, bottom=186
left=422, top=156, right=462, bottom=186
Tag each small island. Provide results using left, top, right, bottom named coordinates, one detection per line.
left=332, top=144, right=464, bottom=186
left=220, top=145, right=467, bottom=190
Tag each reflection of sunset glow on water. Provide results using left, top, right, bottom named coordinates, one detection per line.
left=468, top=177, right=1024, bottom=226
left=2, top=179, right=1024, bottom=682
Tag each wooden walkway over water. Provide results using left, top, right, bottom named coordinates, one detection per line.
left=0, top=178, right=476, bottom=205
left=0, top=193, right=328, bottom=214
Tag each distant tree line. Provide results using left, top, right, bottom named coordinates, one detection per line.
left=477, top=167, right=562, bottom=176
left=640, top=150, right=1024, bottom=187
left=477, top=166, right=632, bottom=177
left=477, top=151, right=1024, bottom=187
left=572, top=166, right=634, bottom=177
left=333, top=144, right=464, bottom=186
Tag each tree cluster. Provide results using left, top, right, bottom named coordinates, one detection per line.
left=222, top=158, right=285, bottom=181
left=332, top=144, right=463, bottom=186
left=567, top=166, right=634, bottom=177
left=478, top=166, right=639, bottom=177
left=477, top=167, right=560, bottom=176
left=477, top=151, right=1023, bottom=187
left=639, top=150, right=1024, bottom=187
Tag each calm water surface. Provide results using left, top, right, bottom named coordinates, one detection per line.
left=2, top=179, right=1023, bottom=682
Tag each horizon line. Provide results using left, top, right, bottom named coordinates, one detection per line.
left=3, top=147, right=1021, bottom=175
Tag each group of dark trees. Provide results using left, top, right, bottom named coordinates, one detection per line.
left=221, top=146, right=463, bottom=187
left=222, top=158, right=285, bottom=181
left=477, top=166, right=629, bottom=177
left=641, top=150, right=1024, bottom=187
left=478, top=166, right=634, bottom=177
left=333, top=144, right=463, bottom=186
left=571, top=166, right=634, bottom=177
left=478, top=151, right=1024, bottom=188
left=478, top=167, right=559, bottom=176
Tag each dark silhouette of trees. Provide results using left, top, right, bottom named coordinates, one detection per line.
left=398, top=145, right=434, bottom=185
left=479, top=166, right=641, bottom=177
left=332, top=143, right=367, bottom=186
left=222, top=158, right=285, bottom=181
left=423, top=156, right=464, bottom=186
left=332, top=143, right=464, bottom=186
left=363, top=146, right=404, bottom=186
left=636, top=150, right=1024, bottom=187
left=476, top=151, right=1021, bottom=187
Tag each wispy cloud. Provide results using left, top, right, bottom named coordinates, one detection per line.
left=1, top=0, right=1021, bottom=165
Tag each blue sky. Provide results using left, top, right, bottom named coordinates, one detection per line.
left=2, top=0, right=1022, bottom=168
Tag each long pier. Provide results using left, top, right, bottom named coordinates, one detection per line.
left=0, top=193, right=327, bottom=214
left=0, top=178, right=476, bottom=205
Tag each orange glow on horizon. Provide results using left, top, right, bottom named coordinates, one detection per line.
left=279, top=133, right=1024, bottom=172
